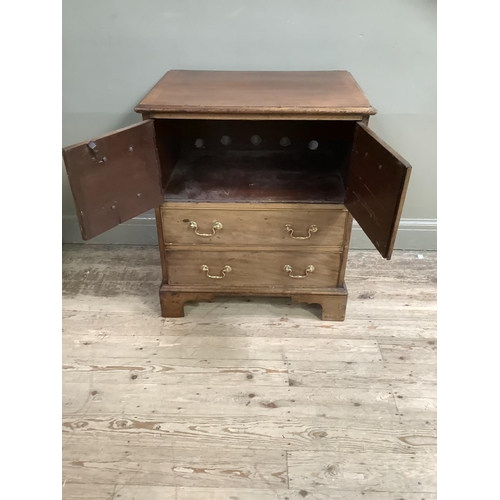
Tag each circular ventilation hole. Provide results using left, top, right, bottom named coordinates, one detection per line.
left=221, top=135, right=231, bottom=146
left=308, top=140, right=319, bottom=150
left=194, top=138, right=204, bottom=149
left=280, top=136, right=291, bottom=147
left=251, top=135, right=262, bottom=146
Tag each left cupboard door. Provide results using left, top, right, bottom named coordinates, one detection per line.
left=62, top=120, right=164, bottom=240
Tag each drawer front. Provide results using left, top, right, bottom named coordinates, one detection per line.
left=161, top=204, right=347, bottom=249
left=166, top=250, right=342, bottom=288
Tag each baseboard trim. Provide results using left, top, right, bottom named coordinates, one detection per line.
left=351, top=218, right=437, bottom=251
left=62, top=214, right=437, bottom=250
left=62, top=214, right=158, bottom=245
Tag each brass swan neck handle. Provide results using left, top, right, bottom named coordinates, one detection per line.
left=201, top=265, right=232, bottom=279
left=285, top=224, right=318, bottom=239
left=189, top=221, right=223, bottom=237
left=283, top=264, right=315, bottom=279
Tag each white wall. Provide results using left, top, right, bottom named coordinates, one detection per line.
left=62, top=0, right=436, bottom=248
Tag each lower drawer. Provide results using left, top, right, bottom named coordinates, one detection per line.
left=166, top=250, right=342, bottom=288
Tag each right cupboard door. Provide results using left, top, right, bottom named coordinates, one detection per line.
left=345, top=122, right=412, bottom=260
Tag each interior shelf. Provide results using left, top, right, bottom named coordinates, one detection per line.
left=164, top=150, right=346, bottom=203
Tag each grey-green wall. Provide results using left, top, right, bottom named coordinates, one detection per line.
left=63, top=0, right=436, bottom=249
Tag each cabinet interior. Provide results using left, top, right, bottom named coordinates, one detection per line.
left=154, top=119, right=356, bottom=204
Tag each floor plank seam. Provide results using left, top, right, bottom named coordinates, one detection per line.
left=285, top=450, right=290, bottom=489
left=62, top=358, right=433, bottom=365
left=390, top=389, right=401, bottom=420
left=375, top=338, right=385, bottom=363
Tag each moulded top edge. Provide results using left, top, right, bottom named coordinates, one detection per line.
left=134, top=70, right=377, bottom=116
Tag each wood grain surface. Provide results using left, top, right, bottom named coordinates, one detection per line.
left=161, top=203, right=348, bottom=248
left=165, top=250, right=342, bottom=288
left=62, top=121, right=163, bottom=240
left=62, top=245, right=436, bottom=499
left=346, top=123, right=411, bottom=260
left=135, top=70, right=377, bottom=117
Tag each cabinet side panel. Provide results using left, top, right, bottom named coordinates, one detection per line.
left=337, top=212, right=353, bottom=286
left=153, top=119, right=181, bottom=191
left=155, top=207, right=169, bottom=283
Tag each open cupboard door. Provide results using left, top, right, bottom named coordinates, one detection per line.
left=345, top=123, right=411, bottom=260
left=62, top=120, right=164, bottom=240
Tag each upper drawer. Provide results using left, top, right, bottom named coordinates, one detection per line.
left=161, top=203, right=348, bottom=249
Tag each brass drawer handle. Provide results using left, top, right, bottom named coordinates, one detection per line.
left=201, top=265, right=232, bottom=279
left=189, top=221, right=223, bottom=237
left=283, top=264, right=315, bottom=279
left=285, top=224, right=318, bottom=239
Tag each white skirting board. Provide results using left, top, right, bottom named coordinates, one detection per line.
left=62, top=214, right=437, bottom=250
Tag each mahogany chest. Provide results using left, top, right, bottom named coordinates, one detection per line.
left=63, top=70, right=411, bottom=320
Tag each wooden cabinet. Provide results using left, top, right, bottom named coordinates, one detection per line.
left=63, top=70, right=411, bottom=320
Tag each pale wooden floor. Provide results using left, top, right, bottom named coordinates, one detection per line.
left=62, top=246, right=437, bottom=500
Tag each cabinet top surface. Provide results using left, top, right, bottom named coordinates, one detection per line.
left=134, top=70, right=376, bottom=117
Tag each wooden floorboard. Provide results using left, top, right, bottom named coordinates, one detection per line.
left=62, top=245, right=437, bottom=499
left=62, top=415, right=435, bottom=454
left=62, top=484, right=437, bottom=500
